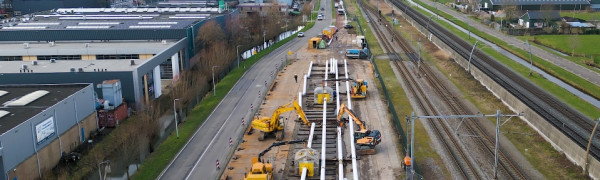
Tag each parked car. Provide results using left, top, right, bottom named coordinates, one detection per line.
left=344, top=24, right=354, bottom=29
left=298, top=32, right=305, bottom=37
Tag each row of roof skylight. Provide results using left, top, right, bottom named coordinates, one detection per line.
left=0, top=110, right=8, bottom=119
left=19, top=22, right=61, bottom=26
left=59, top=16, right=155, bottom=20
left=138, top=22, right=178, bottom=25
left=55, top=7, right=220, bottom=13
left=129, top=25, right=171, bottom=29
left=2, top=90, right=49, bottom=107
left=2, top=26, right=48, bottom=30
left=66, top=26, right=112, bottom=29
left=2, top=25, right=175, bottom=30
left=78, top=22, right=122, bottom=25
left=168, top=16, right=208, bottom=19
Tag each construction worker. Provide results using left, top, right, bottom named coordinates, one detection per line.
left=294, top=74, right=298, bottom=83
left=402, top=153, right=412, bottom=169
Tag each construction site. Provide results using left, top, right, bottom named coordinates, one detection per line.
left=220, top=2, right=402, bottom=179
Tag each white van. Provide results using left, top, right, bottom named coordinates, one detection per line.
left=317, top=14, right=324, bottom=20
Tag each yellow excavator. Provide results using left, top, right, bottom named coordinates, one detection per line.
left=350, top=79, right=368, bottom=99
left=244, top=140, right=306, bottom=180
left=337, top=103, right=381, bottom=155
left=251, top=100, right=310, bottom=141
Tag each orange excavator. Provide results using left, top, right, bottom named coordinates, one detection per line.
left=337, top=103, right=381, bottom=155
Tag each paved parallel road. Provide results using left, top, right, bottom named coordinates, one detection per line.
left=158, top=1, right=332, bottom=179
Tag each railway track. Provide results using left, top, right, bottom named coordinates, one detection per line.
left=358, top=3, right=528, bottom=179
left=389, top=0, right=600, bottom=162
left=358, top=2, right=481, bottom=179
left=286, top=63, right=345, bottom=179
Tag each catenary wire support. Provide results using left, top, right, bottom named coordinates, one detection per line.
left=408, top=110, right=523, bottom=179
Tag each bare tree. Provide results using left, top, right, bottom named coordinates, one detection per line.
left=540, top=3, right=555, bottom=28
left=195, top=20, right=225, bottom=52
left=502, top=0, right=519, bottom=23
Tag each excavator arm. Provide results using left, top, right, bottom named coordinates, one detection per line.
left=269, top=100, right=312, bottom=130
left=337, top=103, right=368, bottom=133
left=293, top=101, right=311, bottom=126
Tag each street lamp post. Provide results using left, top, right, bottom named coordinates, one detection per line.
left=236, top=45, right=242, bottom=69
left=212, top=66, right=219, bottom=96
left=468, top=41, right=479, bottom=72
left=465, top=14, right=471, bottom=40
left=525, top=40, right=533, bottom=76
left=173, top=98, right=181, bottom=138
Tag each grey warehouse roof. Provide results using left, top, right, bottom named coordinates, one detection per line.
left=0, top=19, right=197, bottom=31
left=0, top=59, right=145, bottom=73
left=0, top=84, right=90, bottom=135
left=489, top=0, right=590, bottom=5
left=0, top=40, right=177, bottom=56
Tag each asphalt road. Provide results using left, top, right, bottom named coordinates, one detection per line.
left=158, top=1, right=332, bottom=179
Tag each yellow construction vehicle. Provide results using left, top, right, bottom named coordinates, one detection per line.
left=251, top=100, right=310, bottom=141
left=337, top=103, right=381, bottom=155
left=350, top=79, right=368, bottom=99
left=244, top=140, right=306, bottom=180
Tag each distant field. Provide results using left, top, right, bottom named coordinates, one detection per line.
left=533, top=35, right=600, bottom=55
left=560, top=11, right=600, bottom=21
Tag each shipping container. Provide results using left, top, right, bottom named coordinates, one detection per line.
left=98, top=103, right=128, bottom=128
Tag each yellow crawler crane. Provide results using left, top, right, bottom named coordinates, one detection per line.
left=337, top=103, right=382, bottom=155
left=251, top=100, right=310, bottom=141
left=350, top=79, right=368, bottom=99
left=244, top=140, right=306, bottom=180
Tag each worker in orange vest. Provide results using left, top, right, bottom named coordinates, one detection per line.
left=402, top=153, right=411, bottom=169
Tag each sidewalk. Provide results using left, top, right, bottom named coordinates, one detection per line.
left=410, top=0, right=600, bottom=87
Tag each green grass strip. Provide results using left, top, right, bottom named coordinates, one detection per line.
left=530, top=35, right=600, bottom=56
left=560, top=11, right=600, bottom=21
left=409, top=0, right=600, bottom=118
left=131, top=24, right=310, bottom=180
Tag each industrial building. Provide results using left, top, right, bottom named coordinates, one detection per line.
left=0, top=84, right=97, bottom=180
left=0, top=6, right=234, bottom=108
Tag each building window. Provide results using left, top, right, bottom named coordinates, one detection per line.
left=96, top=54, right=140, bottom=60
left=0, top=56, right=23, bottom=61
left=37, top=55, right=82, bottom=60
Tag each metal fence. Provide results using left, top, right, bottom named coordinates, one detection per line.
left=353, top=6, right=422, bottom=177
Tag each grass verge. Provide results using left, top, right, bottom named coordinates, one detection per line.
left=131, top=25, right=308, bottom=180
left=409, top=0, right=600, bottom=118
left=560, top=11, right=600, bottom=21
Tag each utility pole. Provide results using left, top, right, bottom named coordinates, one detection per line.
left=409, top=112, right=415, bottom=180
